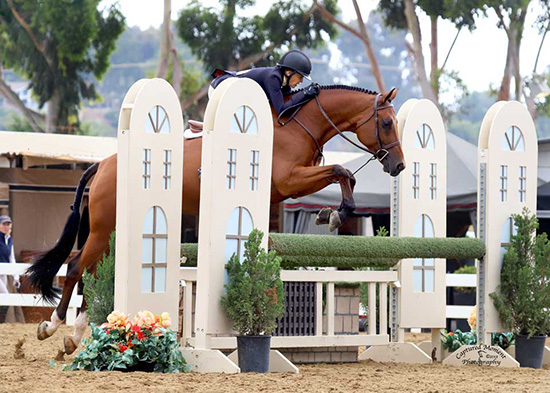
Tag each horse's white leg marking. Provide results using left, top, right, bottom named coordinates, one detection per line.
left=63, top=311, right=88, bottom=354
left=38, top=310, right=64, bottom=340
left=71, top=311, right=88, bottom=344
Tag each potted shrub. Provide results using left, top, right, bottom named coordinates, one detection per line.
left=490, top=208, right=550, bottom=368
left=220, top=229, right=284, bottom=373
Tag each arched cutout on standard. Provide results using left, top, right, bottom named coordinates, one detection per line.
left=502, top=125, right=525, bottom=151
left=414, top=123, right=435, bottom=150
left=413, top=214, right=435, bottom=293
left=224, top=206, right=254, bottom=262
left=500, top=216, right=517, bottom=265
left=145, top=105, right=170, bottom=134
left=230, top=105, right=258, bottom=134
left=142, top=206, right=168, bottom=293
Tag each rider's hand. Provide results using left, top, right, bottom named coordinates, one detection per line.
left=304, top=83, right=320, bottom=97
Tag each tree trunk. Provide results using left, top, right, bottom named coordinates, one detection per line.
left=156, top=0, right=171, bottom=79
left=403, top=0, right=438, bottom=105
left=46, top=89, right=62, bottom=133
left=497, top=37, right=513, bottom=102
left=429, top=15, right=438, bottom=102
left=352, top=0, right=385, bottom=92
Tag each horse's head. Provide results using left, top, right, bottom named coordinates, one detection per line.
left=354, top=88, right=405, bottom=177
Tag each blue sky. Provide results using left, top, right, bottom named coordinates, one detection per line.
left=101, top=0, right=550, bottom=94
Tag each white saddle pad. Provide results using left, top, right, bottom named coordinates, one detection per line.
left=184, top=129, right=203, bottom=139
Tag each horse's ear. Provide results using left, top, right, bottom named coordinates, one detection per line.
left=383, top=88, right=398, bottom=103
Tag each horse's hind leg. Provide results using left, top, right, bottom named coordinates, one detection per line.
left=37, top=248, right=84, bottom=341
left=61, top=233, right=109, bottom=354
left=63, top=292, right=89, bottom=355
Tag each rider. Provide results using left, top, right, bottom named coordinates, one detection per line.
left=210, top=50, right=320, bottom=116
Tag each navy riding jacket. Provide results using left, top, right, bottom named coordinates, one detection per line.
left=211, top=67, right=311, bottom=116
left=0, top=232, right=12, bottom=263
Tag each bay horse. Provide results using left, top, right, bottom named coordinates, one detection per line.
left=27, top=85, right=405, bottom=354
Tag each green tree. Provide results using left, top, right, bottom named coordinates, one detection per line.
left=175, top=0, right=338, bottom=113
left=378, top=0, right=482, bottom=108
left=0, top=0, right=125, bottom=133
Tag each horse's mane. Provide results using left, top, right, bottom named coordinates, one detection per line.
left=284, top=84, right=378, bottom=97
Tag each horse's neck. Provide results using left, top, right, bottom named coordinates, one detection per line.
left=313, top=91, right=369, bottom=147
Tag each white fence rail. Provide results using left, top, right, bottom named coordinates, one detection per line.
left=179, top=267, right=397, bottom=349
left=0, top=263, right=82, bottom=325
left=446, top=273, right=475, bottom=320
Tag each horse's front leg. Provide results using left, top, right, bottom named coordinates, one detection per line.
left=282, top=164, right=356, bottom=231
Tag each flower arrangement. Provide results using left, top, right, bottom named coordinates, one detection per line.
left=441, top=328, right=515, bottom=353
left=65, top=310, right=191, bottom=373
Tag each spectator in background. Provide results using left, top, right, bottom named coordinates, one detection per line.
left=0, top=215, right=18, bottom=294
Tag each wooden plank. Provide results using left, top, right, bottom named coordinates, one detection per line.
left=379, top=283, right=388, bottom=335
left=315, top=282, right=323, bottom=336
left=368, top=283, right=376, bottom=335
left=327, top=282, right=334, bottom=336
left=192, top=334, right=392, bottom=350
left=0, top=293, right=82, bottom=307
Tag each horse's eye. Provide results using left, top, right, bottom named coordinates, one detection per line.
left=382, top=119, right=392, bottom=128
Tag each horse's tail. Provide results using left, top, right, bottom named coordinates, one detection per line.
left=26, top=163, right=99, bottom=303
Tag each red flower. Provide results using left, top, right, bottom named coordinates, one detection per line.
left=131, top=325, right=141, bottom=333
left=119, top=344, right=128, bottom=353
left=137, top=331, right=146, bottom=341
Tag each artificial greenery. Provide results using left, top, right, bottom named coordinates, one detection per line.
left=441, top=330, right=515, bottom=352
left=220, top=229, right=284, bottom=336
left=83, top=232, right=115, bottom=325
left=182, top=233, right=486, bottom=268
left=490, top=208, right=550, bottom=338
left=65, top=311, right=190, bottom=373
left=453, top=265, right=477, bottom=294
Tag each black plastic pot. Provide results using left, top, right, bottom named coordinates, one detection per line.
left=237, top=335, right=271, bottom=373
left=121, top=361, right=156, bottom=372
left=515, top=334, right=547, bottom=369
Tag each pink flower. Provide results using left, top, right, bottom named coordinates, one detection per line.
left=134, top=311, right=156, bottom=327
left=107, top=310, right=129, bottom=327
left=159, top=312, right=171, bottom=328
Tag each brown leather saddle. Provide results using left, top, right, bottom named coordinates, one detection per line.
left=187, top=120, right=203, bottom=133
left=184, top=120, right=204, bottom=139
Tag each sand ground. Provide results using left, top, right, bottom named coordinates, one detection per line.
left=1, top=323, right=550, bottom=393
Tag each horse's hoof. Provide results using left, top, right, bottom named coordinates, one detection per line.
left=316, top=207, right=332, bottom=225
left=37, top=321, right=51, bottom=341
left=329, top=211, right=342, bottom=232
left=64, top=336, right=78, bottom=355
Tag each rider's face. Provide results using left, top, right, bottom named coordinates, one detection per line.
left=286, top=71, right=304, bottom=88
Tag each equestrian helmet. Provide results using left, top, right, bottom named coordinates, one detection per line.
left=277, top=50, right=312, bottom=79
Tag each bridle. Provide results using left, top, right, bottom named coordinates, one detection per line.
left=278, top=92, right=401, bottom=171
left=316, top=93, right=400, bottom=163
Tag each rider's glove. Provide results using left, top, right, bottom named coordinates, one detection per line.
left=304, top=83, right=320, bottom=97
